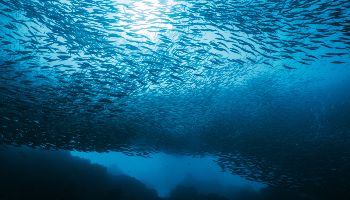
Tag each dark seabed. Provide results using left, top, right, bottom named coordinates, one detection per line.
left=0, top=0, right=350, bottom=199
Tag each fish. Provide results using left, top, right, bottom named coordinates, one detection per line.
left=170, top=74, right=184, bottom=82
left=282, top=64, right=296, bottom=69
left=298, top=61, right=311, bottom=65
left=98, top=98, right=113, bottom=103
left=331, top=61, right=346, bottom=64
left=15, top=56, right=36, bottom=62
left=57, top=55, right=71, bottom=60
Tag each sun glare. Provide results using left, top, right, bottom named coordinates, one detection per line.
left=129, top=0, right=174, bottom=41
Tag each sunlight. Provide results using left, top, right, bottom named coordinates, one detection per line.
left=126, top=0, right=174, bottom=41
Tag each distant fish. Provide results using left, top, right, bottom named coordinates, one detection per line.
left=3, top=60, right=16, bottom=65
left=298, top=61, right=310, bottom=65
left=15, top=56, right=35, bottom=62
left=108, top=92, right=128, bottom=98
left=44, top=57, right=59, bottom=62
left=170, top=74, right=183, bottom=82
left=283, top=64, right=296, bottom=69
left=4, top=24, right=16, bottom=30
left=2, top=41, right=12, bottom=45
left=263, top=61, right=274, bottom=67
left=35, top=75, right=47, bottom=79
left=98, top=98, right=113, bottom=103
left=57, top=55, right=71, bottom=60
left=331, top=61, right=346, bottom=64
left=326, top=53, right=347, bottom=56
left=305, top=54, right=317, bottom=59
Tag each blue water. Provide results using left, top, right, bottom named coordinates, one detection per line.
left=0, top=0, right=350, bottom=199
left=71, top=151, right=264, bottom=197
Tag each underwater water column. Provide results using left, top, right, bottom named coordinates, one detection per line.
left=1, top=0, right=350, bottom=199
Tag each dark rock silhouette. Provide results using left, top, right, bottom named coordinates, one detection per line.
left=0, top=146, right=160, bottom=200
left=0, top=146, right=322, bottom=200
left=168, top=185, right=229, bottom=200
